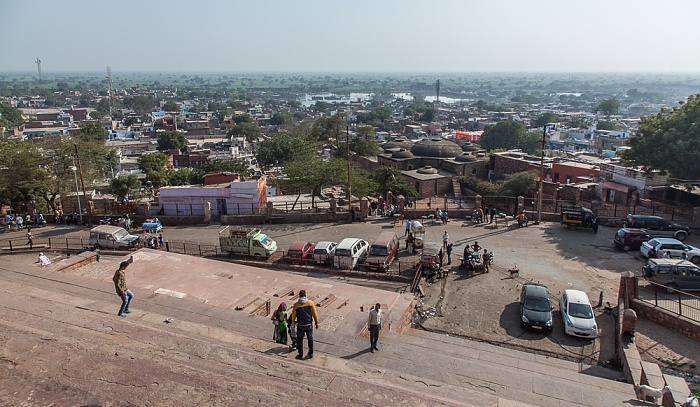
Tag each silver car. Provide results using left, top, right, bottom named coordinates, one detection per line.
left=640, top=238, right=700, bottom=264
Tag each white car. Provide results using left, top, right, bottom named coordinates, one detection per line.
left=640, top=238, right=700, bottom=264
left=560, top=290, right=598, bottom=338
left=313, top=241, right=337, bottom=265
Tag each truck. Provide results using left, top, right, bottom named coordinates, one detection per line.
left=561, top=207, right=598, bottom=233
left=218, top=226, right=277, bottom=257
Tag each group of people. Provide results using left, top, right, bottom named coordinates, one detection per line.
left=269, top=289, right=320, bottom=359
left=472, top=206, right=499, bottom=224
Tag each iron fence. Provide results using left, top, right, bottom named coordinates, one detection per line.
left=637, top=280, right=700, bottom=323
left=0, top=236, right=96, bottom=252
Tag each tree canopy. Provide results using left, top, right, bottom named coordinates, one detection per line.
left=227, top=122, right=261, bottom=143
left=162, top=101, right=180, bottom=112
left=109, top=175, right=141, bottom=203
left=479, top=120, right=526, bottom=151
left=348, top=126, right=379, bottom=157
left=270, top=111, right=293, bottom=126
left=621, top=94, right=700, bottom=180
left=124, top=95, right=155, bottom=114
left=594, top=98, right=620, bottom=116
left=534, top=112, right=557, bottom=127
left=200, top=159, right=249, bottom=174
left=0, top=104, right=25, bottom=129
left=157, top=131, right=187, bottom=151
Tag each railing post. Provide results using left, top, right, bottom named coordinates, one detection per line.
left=48, top=237, right=51, bottom=248
left=678, top=293, right=683, bottom=316
left=165, top=242, right=170, bottom=252
left=66, top=238, right=69, bottom=251
left=199, top=245, right=202, bottom=257
left=8, top=240, right=12, bottom=251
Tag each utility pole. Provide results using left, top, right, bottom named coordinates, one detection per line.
left=106, top=66, right=113, bottom=117
left=535, top=125, right=548, bottom=225
left=346, top=125, right=352, bottom=217
left=74, top=144, right=92, bottom=227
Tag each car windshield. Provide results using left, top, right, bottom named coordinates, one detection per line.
left=524, top=297, right=550, bottom=312
left=260, top=236, right=273, bottom=247
left=336, top=248, right=351, bottom=256
left=648, top=239, right=660, bottom=248
left=287, top=250, right=302, bottom=257
left=568, top=303, right=594, bottom=319
left=369, top=246, right=388, bottom=256
left=114, top=229, right=129, bottom=240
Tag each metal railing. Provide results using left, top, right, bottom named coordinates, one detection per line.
left=637, top=280, right=700, bottom=323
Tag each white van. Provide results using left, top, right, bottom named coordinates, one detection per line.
left=333, top=238, right=369, bottom=270
left=89, top=225, right=141, bottom=249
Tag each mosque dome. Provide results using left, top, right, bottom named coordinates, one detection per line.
left=455, top=154, right=478, bottom=162
left=381, top=140, right=413, bottom=152
left=410, top=138, right=462, bottom=158
left=391, top=149, right=414, bottom=159
left=459, top=142, right=481, bottom=152
left=416, top=166, right=439, bottom=174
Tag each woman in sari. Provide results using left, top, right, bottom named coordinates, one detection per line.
left=271, top=302, right=288, bottom=345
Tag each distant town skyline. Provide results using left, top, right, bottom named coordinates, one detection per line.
left=1, top=0, right=699, bottom=73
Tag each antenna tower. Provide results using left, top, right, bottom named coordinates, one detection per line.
left=436, top=79, right=440, bottom=103
left=35, top=58, right=43, bottom=96
left=106, top=66, right=113, bottom=117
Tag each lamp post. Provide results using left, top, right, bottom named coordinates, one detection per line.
left=70, top=162, right=82, bottom=225
left=346, top=125, right=352, bottom=216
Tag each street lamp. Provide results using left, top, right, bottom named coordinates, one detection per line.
left=535, top=125, right=549, bottom=225
left=70, top=162, right=82, bottom=225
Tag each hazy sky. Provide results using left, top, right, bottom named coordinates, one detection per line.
left=1, top=0, right=699, bottom=73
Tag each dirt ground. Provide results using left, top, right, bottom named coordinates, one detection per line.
left=9, top=216, right=700, bottom=390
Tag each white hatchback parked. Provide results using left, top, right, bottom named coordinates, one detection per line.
left=560, top=289, right=598, bottom=338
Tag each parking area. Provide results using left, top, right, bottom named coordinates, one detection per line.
left=10, top=216, right=700, bottom=385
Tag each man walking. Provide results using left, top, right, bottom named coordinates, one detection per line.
left=482, top=249, right=492, bottom=273
left=291, top=289, right=319, bottom=360
left=490, top=207, right=496, bottom=224
left=446, top=243, right=453, bottom=265
left=442, top=231, right=449, bottom=246
left=405, top=218, right=411, bottom=236
left=368, top=303, right=382, bottom=352
left=26, top=230, right=34, bottom=249
left=113, top=261, right=134, bottom=317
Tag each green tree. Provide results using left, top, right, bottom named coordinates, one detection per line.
left=349, top=125, right=379, bottom=156
left=200, top=159, right=249, bottom=174
left=109, top=175, right=141, bottom=203
left=534, top=112, right=557, bottom=127
left=275, top=157, right=344, bottom=207
left=621, top=94, right=700, bottom=180
left=228, top=122, right=261, bottom=143
left=498, top=171, right=537, bottom=196
left=594, top=98, right=620, bottom=116
left=255, top=132, right=317, bottom=168
left=0, top=104, right=25, bottom=128
left=371, top=167, right=417, bottom=198
left=232, top=114, right=252, bottom=124
left=157, top=131, right=187, bottom=151
left=168, top=168, right=204, bottom=186
left=162, top=101, right=180, bottom=112
left=287, top=100, right=302, bottom=108
left=596, top=120, right=616, bottom=131
left=518, top=131, right=543, bottom=155
left=138, top=153, right=170, bottom=178
left=311, top=113, right=346, bottom=145
left=479, top=120, right=526, bottom=151
left=124, top=95, right=155, bottom=114
left=270, top=111, right=293, bottom=126
left=0, top=142, right=51, bottom=210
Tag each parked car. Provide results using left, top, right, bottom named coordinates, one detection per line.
left=643, top=258, right=700, bottom=293
left=622, top=214, right=691, bottom=241
left=364, top=231, right=400, bottom=272
left=560, top=289, right=598, bottom=338
left=640, top=238, right=700, bottom=264
left=613, top=228, right=651, bottom=252
left=286, top=241, right=315, bottom=265
left=313, top=241, right=337, bottom=265
left=519, top=283, right=553, bottom=332
left=88, top=225, right=141, bottom=249
left=334, top=238, right=369, bottom=270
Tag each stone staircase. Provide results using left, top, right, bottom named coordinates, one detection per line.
left=452, top=177, right=462, bottom=201
left=0, top=257, right=638, bottom=406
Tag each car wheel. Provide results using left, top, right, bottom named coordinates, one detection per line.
left=690, top=256, right=700, bottom=265
left=675, top=232, right=687, bottom=241
left=665, top=283, right=678, bottom=294
left=623, top=245, right=630, bottom=252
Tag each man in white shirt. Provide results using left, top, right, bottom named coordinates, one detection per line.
left=368, top=303, right=383, bottom=353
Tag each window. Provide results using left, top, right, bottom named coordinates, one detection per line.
left=554, top=173, right=560, bottom=182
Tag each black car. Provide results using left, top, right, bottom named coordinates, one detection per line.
left=622, top=215, right=691, bottom=241
left=520, top=282, right=553, bottom=332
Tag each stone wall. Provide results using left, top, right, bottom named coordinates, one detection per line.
left=630, top=298, right=700, bottom=342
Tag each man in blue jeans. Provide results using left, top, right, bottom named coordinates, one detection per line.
left=113, top=261, right=134, bottom=317
left=291, top=289, right=319, bottom=360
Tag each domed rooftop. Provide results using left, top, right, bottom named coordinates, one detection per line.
left=455, top=154, right=478, bottom=162
left=459, top=142, right=481, bottom=152
left=381, top=140, right=413, bottom=152
left=416, top=166, right=439, bottom=174
left=391, top=149, right=414, bottom=159
left=410, top=138, right=462, bottom=158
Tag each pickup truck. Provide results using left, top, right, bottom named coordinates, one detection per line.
left=561, top=207, right=598, bottom=233
left=218, top=226, right=277, bottom=257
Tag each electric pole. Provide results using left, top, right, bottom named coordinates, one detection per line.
left=74, top=144, right=92, bottom=227
left=107, top=66, right=113, bottom=117
left=35, top=58, right=43, bottom=97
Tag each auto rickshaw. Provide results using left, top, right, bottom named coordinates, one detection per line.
left=142, top=218, right=163, bottom=249
left=411, top=220, right=425, bottom=250
left=420, top=242, right=443, bottom=271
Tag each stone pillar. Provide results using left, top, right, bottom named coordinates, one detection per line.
left=475, top=195, right=482, bottom=210
left=360, top=198, right=369, bottom=220
left=397, top=196, right=405, bottom=215
left=618, top=272, right=638, bottom=309
left=329, top=199, right=337, bottom=215
left=266, top=201, right=274, bottom=215
left=621, top=308, right=637, bottom=337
